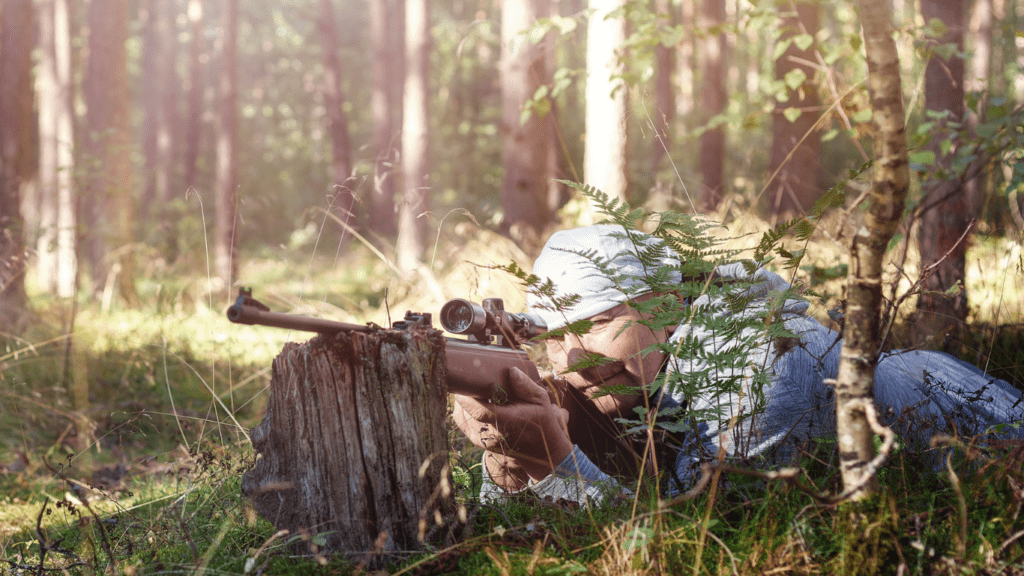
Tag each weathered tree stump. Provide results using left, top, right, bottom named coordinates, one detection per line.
left=241, top=326, right=452, bottom=558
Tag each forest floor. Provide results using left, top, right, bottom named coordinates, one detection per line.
left=2, top=215, right=1024, bottom=575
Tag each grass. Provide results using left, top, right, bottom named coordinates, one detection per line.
left=2, top=215, right=1023, bottom=575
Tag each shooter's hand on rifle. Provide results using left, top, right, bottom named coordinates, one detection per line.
left=452, top=367, right=573, bottom=483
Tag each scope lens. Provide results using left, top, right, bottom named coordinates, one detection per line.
left=441, top=301, right=473, bottom=333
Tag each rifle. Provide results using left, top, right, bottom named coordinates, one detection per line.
left=226, top=287, right=545, bottom=402
left=227, top=287, right=647, bottom=479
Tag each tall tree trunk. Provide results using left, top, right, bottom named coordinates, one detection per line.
left=965, top=0, right=991, bottom=218
left=318, top=0, right=355, bottom=225
left=500, top=0, right=551, bottom=238
left=36, top=0, right=60, bottom=294
left=914, top=0, right=968, bottom=351
left=767, top=0, right=821, bottom=218
left=676, top=0, right=695, bottom=120
left=837, top=0, right=910, bottom=500
left=214, top=0, right=239, bottom=288
left=83, top=0, right=137, bottom=304
left=650, top=0, right=675, bottom=175
left=140, top=0, right=162, bottom=221
left=0, top=0, right=34, bottom=331
left=36, top=0, right=76, bottom=297
left=183, top=0, right=204, bottom=191
left=158, top=0, right=181, bottom=203
left=369, top=0, right=403, bottom=236
left=698, top=0, right=726, bottom=212
left=583, top=0, right=628, bottom=203
left=396, top=0, right=430, bottom=275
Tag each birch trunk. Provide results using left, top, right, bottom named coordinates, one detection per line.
left=836, top=0, right=910, bottom=500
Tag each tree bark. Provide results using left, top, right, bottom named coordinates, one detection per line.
left=83, top=0, right=137, bottom=304
left=139, top=0, right=162, bottom=220
left=584, top=0, right=628, bottom=204
left=369, top=0, right=403, bottom=236
left=157, top=0, right=181, bottom=204
left=698, top=0, right=726, bottom=212
left=914, top=0, right=969, bottom=352
left=396, top=0, right=430, bottom=275
left=318, top=0, right=355, bottom=224
left=649, top=0, right=675, bottom=176
left=214, top=0, right=239, bottom=288
left=0, top=0, right=34, bottom=331
left=183, top=0, right=204, bottom=191
left=36, top=0, right=76, bottom=298
left=836, top=0, right=910, bottom=500
left=767, top=0, right=821, bottom=218
left=241, top=328, right=453, bottom=558
left=500, top=0, right=551, bottom=238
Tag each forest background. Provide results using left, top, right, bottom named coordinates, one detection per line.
left=2, top=0, right=1024, bottom=573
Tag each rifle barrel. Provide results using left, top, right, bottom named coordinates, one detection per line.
left=227, top=303, right=371, bottom=335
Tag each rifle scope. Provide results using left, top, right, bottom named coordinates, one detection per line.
left=439, top=299, right=488, bottom=335
left=439, top=298, right=546, bottom=343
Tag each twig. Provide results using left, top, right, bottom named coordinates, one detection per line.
left=41, top=458, right=118, bottom=573
left=877, top=220, right=974, bottom=355
left=945, top=453, right=969, bottom=561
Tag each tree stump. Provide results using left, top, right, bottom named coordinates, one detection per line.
left=241, top=326, right=453, bottom=558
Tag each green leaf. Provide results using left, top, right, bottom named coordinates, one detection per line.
left=908, top=149, right=936, bottom=170
left=976, top=121, right=999, bottom=138
left=783, top=107, right=802, bottom=123
left=793, top=33, right=814, bottom=51
left=852, top=108, right=872, bottom=123
left=925, top=17, right=948, bottom=38
left=822, top=128, right=839, bottom=142
left=849, top=34, right=862, bottom=52
left=772, top=38, right=792, bottom=61
left=784, top=68, right=807, bottom=91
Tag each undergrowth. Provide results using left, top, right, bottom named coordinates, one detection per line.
left=2, top=192, right=1023, bottom=574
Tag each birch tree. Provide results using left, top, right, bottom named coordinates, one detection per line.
left=835, top=0, right=910, bottom=499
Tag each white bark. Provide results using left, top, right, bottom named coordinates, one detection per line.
left=583, top=0, right=628, bottom=204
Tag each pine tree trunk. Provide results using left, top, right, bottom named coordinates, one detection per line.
left=84, top=0, right=136, bottom=303
left=214, top=0, right=239, bottom=288
left=36, top=0, right=76, bottom=298
left=836, top=0, right=910, bottom=500
left=698, top=0, right=726, bottom=212
left=0, top=0, right=34, bottom=331
left=914, top=0, right=969, bottom=352
left=396, top=0, right=430, bottom=274
left=584, top=0, right=628, bottom=203
left=183, top=0, right=204, bottom=191
left=369, top=0, right=402, bottom=236
left=318, top=0, right=355, bottom=222
left=500, top=0, right=551, bottom=238
left=241, top=328, right=453, bottom=558
left=767, top=0, right=821, bottom=217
